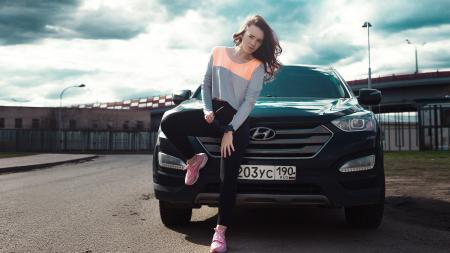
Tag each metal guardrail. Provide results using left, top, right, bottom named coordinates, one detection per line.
left=0, top=129, right=154, bottom=153
left=1, top=104, right=448, bottom=153
left=372, top=104, right=449, bottom=151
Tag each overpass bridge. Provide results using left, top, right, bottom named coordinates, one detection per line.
left=347, top=71, right=450, bottom=113
left=347, top=71, right=450, bottom=151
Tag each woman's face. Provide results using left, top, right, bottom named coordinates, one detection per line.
left=240, top=24, right=264, bottom=55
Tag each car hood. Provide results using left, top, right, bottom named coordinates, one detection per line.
left=252, top=97, right=364, bottom=118
left=171, top=97, right=366, bottom=124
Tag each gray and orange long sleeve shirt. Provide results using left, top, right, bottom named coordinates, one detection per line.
left=201, top=46, right=265, bottom=132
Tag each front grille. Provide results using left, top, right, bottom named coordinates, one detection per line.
left=196, top=124, right=333, bottom=159
left=204, top=183, right=322, bottom=195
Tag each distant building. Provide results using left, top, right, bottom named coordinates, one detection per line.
left=0, top=94, right=178, bottom=153
left=0, top=106, right=150, bottom=131
left=0, top=94, right=180, bottom=130
left=68, top=94, right=177, bottom=132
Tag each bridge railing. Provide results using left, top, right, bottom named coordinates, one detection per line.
left=347, top=70, right=450, bottom=86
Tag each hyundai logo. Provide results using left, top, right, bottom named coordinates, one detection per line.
left=250, top=127, right=276, bottom=140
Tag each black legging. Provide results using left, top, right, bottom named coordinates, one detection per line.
left=160, top=99, right=250, bottom=227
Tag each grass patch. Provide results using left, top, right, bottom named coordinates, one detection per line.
left=0, top=152, right=37, bottom=159
left=384, top=151, right=450, bottom=179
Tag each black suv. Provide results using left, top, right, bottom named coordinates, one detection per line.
left=153, top=65, right=384, bottom=229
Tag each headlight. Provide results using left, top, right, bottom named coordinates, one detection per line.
left=339, top=154, right=375, bottom=173
left=158, top=152, right=186, bottom=170
left=159, top=128, right=167, bottom=138
left=331, top=112, right=376, bottom=132
left=155, top=127, right=166, bottom=146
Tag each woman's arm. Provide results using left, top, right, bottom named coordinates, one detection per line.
left=201, top=48, right=215, bottom=114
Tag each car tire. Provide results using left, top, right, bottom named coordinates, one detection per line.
left=345, top=201, right=384, bottom=229
left=159, top=200, right=192, bottom=227
left=345, top=147, right=385, bottom=229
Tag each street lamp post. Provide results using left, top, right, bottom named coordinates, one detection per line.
left=58, top=84, right=85, bottom=151
left=362, top=21, right=372, bottom=89
left=405, top=39, right=425, bottom=74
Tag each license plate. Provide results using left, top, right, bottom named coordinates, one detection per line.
left=238, top=165, right=296, bottom=181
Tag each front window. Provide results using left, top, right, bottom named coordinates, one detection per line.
left=193, top=66, right=350, bottom=100
left=260, top=66, right=349, bottom=98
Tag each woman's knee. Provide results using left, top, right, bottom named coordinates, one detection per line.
left=160, top=113, right=178, bottom=133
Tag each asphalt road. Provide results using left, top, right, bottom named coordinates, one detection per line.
left=0, top=155, right=449, bottom=252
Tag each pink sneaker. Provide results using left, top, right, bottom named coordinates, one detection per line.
left=184, top=153, right=208, bottom=186
left=210, top=226, right=227, bottom=253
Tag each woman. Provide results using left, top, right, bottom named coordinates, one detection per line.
left=160, top=15, right=282, bottom=253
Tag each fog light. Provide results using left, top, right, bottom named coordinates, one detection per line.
left=339, top=155, right=375, bottom=173
left=158, top=152, right=186, bottom=170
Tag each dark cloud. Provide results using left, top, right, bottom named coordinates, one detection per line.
left=214, top=0, right=317, bottom=24
left=45, top=90, right=61, bottom=100
left=73, top=10, right=147, bottom=40
left=46, top=85, right=87, bottom=100
left=428, top=49, right=450, bottom=61
left=43, top=69, right=93, bottom=83
left=156, top=0, right=198, bottom=16
left=221, top=0, right=318, bottom=40
left=158, top=0, right=319, bottom=39
left=299, top=41, right=364, bottom=65
left=0, top=0, right=148, bottom=45
left=0, top=84, right=18, bottom=101
left=424, top=49, right=450, bottom=70
left=0, top=68, right=91, bottom=102
left=1, top=68, right=94, bottom=88
left=375, top=0, right=450, bottom=33
left=0, top=0, right=79, bottom=44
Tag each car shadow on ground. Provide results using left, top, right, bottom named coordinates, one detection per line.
left=165, top=197, right=449, bottom=250
left=384, top=196, right=450, bottom=232
left=169, top=206, right=376, bottom=248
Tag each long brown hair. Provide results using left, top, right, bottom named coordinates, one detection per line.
left=233, top=15, right=282, bottom=81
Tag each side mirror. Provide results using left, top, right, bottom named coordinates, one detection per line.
left=172, top=90, right=192, bottom=105
left=357, top=88, right=382, bottom=105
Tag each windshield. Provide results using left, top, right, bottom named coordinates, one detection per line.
left=193, top=66, right=350, bottom=100
left=260, top=66, right=349, bottom=98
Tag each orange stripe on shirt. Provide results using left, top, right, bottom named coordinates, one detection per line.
left=212, top=47, right=262, bottom=81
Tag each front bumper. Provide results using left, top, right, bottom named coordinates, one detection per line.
left=153, top=123, right=384, bottom=208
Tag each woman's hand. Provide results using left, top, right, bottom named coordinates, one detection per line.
left=221, top=132, right=235, bottom=158
left=204, top=111, right=215, bottom=124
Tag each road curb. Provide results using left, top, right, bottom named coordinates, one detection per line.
left=0, top=155, right=98, bottom=174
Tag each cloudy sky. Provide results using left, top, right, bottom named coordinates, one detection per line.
left=0, top=0, right=449, bottom=107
